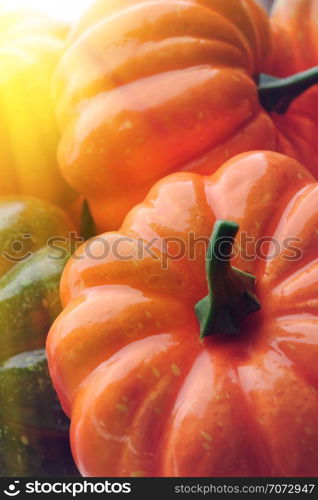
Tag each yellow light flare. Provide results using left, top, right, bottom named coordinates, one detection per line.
left=0, top=0, right=93, bottom=22
left=0, top=6, right=77, bottom=214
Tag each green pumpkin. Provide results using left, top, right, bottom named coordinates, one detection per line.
left=0, top=196, right=78, bottom=476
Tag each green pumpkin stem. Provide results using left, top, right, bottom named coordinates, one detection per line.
left=195, top=220, right=260, bottom=339
left=80, top=200, right=96, bottom=241
left=258, top=66, right=318, bottom=114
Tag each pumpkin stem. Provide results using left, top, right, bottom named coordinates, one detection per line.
left=195, top=220, right=260, bottom=339
left=258, top=66, right=318, bottom=114
left=80, top=200, right=96, bottom=241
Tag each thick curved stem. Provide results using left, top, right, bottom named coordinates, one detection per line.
left=258, top=66, right=318, bottom=114
left=195, top=220, right=260, bottom=339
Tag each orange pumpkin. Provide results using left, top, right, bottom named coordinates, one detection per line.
left=54, top=0, right=276, bottom=231
left=47, top=151, right=318, bottom=477
left=271, top=0, right=318, bottom=74
left=53, top=0, right=318, bottom=232
left=267, top=0, right=318, bottom=171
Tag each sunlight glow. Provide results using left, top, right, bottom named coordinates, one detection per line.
left=0, top=0, right=93, bottom=22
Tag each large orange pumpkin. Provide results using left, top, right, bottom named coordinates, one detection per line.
left=47, top=151, right=318, bottom=477
left=53, top=0, right=318, bottom=232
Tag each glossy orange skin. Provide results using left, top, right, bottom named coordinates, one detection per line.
left=271, top=0, right=318, bottom=73
left=47, top=151, right=318, bottom=477
left=54, top=0, right=318, bottom=232
left=54, top=0, right=281, bottom=231
left=269, top=0, right=318, bottom=173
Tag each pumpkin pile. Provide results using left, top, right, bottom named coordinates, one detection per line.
left=0, top=8, right=79, bottom=477
left=0, top=197, right=77, bottom=476
left=1, top=0, right=318, bottom=478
